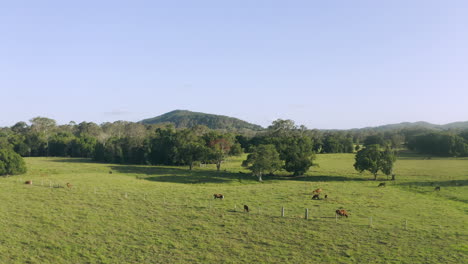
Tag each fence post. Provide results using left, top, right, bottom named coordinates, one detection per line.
left=305, top=208, right=309, bottom=220
left=281, top=207, right=285, bottom=217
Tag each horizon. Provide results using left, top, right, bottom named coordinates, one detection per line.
left=2, top=109, right=467, bottom=131
left=1, top=1, right=467, bottom=129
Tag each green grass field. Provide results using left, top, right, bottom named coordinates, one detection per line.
left=0, top=154, right=466, bottom=263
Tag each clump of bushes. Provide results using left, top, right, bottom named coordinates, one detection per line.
left=0, top=148, right=27, bottom=176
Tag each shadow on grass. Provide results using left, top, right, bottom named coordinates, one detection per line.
left=398, top=179, right=467, bottom=188
left=109, top=164, right=368, bottom=184
left=49, top=158, right=98, bottom=163
left=110, top=165, right=248, bottom=184
left=269, top=174, right=367, bottom=182
left=398, top=180, right=468, bottom=204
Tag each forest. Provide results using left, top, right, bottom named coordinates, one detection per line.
left=1, top=116, right=468, bottom=174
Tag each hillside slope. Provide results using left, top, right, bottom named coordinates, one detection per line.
left=139, top=110, right=263, bottom=130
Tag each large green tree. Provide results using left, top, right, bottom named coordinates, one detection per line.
left=354, top=145, right=396, bottom=180
left=242, top=144, right=282, bottom=181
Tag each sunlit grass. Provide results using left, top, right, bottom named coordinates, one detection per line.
left=0, top=154, right=466, bottom=263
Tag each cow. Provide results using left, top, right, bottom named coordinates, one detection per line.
left=312, top=194, right=320, bottom=200
left=378, top=182, right=386, bottom=187
left=66, top=183, right=73, bottom=188
left=312, top=188, right=322, bottom=194
left=244, top=205, right=249, bottom=212
left=434, top=186, right=441, bottom=191
left=324, top=194, right=328, bottom=199
left=336, top=209, right=349, bottom=218
left=109, top=171, right=113, bottom=174
left=24, top=180, right=32, bottom=185
left=213, top=193, right=224, bottom=199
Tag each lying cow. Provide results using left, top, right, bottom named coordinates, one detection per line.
left=213, top=193, right=224, bottom=199
left=336, top=209, right=349, bottom=218
left=434, top=186, right=441, bottom=191
left=378, top=182, right=386, bottom=187
left=24, top=180, right=32, bottom=185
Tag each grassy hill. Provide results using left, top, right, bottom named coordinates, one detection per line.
left=139, top=110, right=263, bottom=131
left=0, top=155, right=466, bottom=263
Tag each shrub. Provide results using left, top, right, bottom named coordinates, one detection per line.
left=0, top=148, right=27, bottom=176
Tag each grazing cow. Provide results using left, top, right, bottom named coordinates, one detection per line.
left=244, top=205, right=249, bottom=212
left=312, top=188, right=322, bottom=194
left=378, top=182, right=386, bottom=187
left=336, top=209, right=349, bottom=218
left=434, top=186, right=441, bottom=191
left=66, top=183, right=73, bottom=188
left=24, top=180, right=32, bottom=185
left=312, top=194, right=320, bottom=200
left=213, top=193, right=224, bottom=199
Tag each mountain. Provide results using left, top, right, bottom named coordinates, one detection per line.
left=352, top=121, right=468, bottom=132
left=139, top=110, right=264, bottom=131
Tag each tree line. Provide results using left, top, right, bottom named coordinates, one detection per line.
left=1, top=117, right=467, bottom=177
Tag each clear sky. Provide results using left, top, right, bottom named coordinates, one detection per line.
left=1, top=0, right=467, bottom=129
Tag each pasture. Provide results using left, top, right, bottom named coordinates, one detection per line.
left=0, top=154, right=467, bottom=263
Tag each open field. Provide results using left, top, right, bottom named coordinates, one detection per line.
left=0, top=154, right=467, bottom=263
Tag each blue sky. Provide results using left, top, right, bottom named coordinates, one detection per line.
left=1, top=0, right=467, bottom=129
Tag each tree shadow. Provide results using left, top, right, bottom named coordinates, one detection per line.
left=398, top=179, right=468, bottom=204
left=109, top=165, right=253, bottom=184
left=269, top=174, right=368, bottom=182
left=49, top=158, right=99, bottom=163
left=398, top=179, right=467, bottom=188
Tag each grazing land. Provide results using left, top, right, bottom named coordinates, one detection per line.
left=0, top=154, right=466, bottom=263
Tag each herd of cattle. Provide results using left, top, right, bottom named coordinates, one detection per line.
left=213, top=188, right=349, bottom=218
left=23, top=179, right=441, bottom=218
left=212, top=183, right=443, bottom=218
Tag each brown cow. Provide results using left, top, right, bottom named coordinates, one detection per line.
left=213, top=193, right=224, bottom=199
left=244, top=205, right=249, bottom=212
left=66, top=183, right=73, bottom=188
left=336, top=209, right=349, bottom=218
left=312, top=188, right=322, bottom=194
left=24, top=180, right=32, bottom=185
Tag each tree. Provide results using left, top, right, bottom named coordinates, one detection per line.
left=0, top=148, right=27, bottom=176
left=174, top=129, right=208, bottom=170
left=29, top=117, right=57, bottom=156
left=380, top=147, right=396, bottom=179
left=354, top=145, right=396, bottom=180
left=204, top=132, right=236, bottom=171
left=242, top=144, right=282, bottom=181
